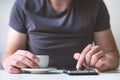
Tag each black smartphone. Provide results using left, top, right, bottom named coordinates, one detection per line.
left=63, top=69, right=98, bottom=75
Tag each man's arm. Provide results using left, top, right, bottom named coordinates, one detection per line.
left=1, top=27, right=27, bottom=62
left=94, top=29, right=119, bottom=71
left=74, top=29, right=119, bottom=71
left=1, top=27, right=39, bottom=73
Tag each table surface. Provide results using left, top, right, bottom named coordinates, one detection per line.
left=0, top=66, right=120, bottom=80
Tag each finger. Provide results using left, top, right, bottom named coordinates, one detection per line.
left=14, top=54, right=38, bottom=68
left=95, top=56, right=107, bottom=71
left=11, top=59, right=28, bottom=68
left=85, top=46, right=101, bottom=66
left=73, top=53, right=80, bottom=60
left=90, top=51, right=105, bottom=67
left=15, top=50, right=39, bottom=63
left=74, top=53, right=92, bottom=69
left=76, top=44, right=92, bottom=70
left=6, top=66, right=21, bottom=74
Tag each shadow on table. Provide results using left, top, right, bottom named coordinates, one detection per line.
left=22, top=71, right=62, bottom=75
left=99, top=68, right=120, bottom=74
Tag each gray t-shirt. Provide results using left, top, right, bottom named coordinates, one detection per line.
left=9, top=0, right=110, bottom=69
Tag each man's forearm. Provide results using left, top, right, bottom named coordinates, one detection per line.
left=105, top=51, right=119, bottom=70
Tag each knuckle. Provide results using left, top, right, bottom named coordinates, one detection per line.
left=31, top=55, right=36, bottom=60
left=16, top=50, right=20, bottom=53
left=24, top=51, right=29, bottom=53
left=21, top=51, right=28, bottom=55
left=15, top=50, right=23, bottom=55
left=95, top=64, right=99, bottom=68
left=92, top=46, right=100, bottom=51
left=23, top=51, right=33, bottom=57
left=95, top=45, right=100, bottom=49
left=16, top=50, right=21, bottom=53
left=92, top=55, right=98, bottom=60
left=13, top=60, right=19, bottom=66
left=86, top=53, right=91, bottom=58
left=7, top=66, right=14, bottom=72
left=99, top=59, right=103, bottom=64
left=16, top=50, right=29, bottom=55
left=29, top=62, right=35, bottom=67
left=19, top=56, right=26, bottom=61
left=31, top=54, right=35, bottom=58
left=96, top=65, right=102, bottom=69
left=95, top=60, right=103, bottom=68
left=24, top=51, right=29, bottom=54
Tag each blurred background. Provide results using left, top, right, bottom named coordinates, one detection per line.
left=0, top=0, right=120, bottom=69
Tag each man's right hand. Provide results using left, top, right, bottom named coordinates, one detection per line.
left=2, top=50, right=39, bottom=74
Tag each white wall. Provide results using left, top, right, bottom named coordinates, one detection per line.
left=0, top=0, right=120, bottom=68
left=104, top=0, right=120, bottom=52
left=0, top=0, right=15, bottom=68
left=0, top=0, right=15, bottom=53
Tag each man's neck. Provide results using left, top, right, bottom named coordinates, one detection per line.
left=49, top=0, right=72, bottom=12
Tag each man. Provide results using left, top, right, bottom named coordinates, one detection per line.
left=1, top=0, right=119, bottom=74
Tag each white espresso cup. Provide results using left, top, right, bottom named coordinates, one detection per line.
left=36, top=55, right=49, bottom=68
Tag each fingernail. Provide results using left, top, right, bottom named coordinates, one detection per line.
left=76, top=65, right=81, bottom=70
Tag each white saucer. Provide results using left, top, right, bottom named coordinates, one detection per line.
left=22, top=67, right=57, bottom=74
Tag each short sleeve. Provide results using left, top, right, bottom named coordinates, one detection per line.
left=94, top=0, right=110, bottom=32
left=9, top=0, right=27, bottom=33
